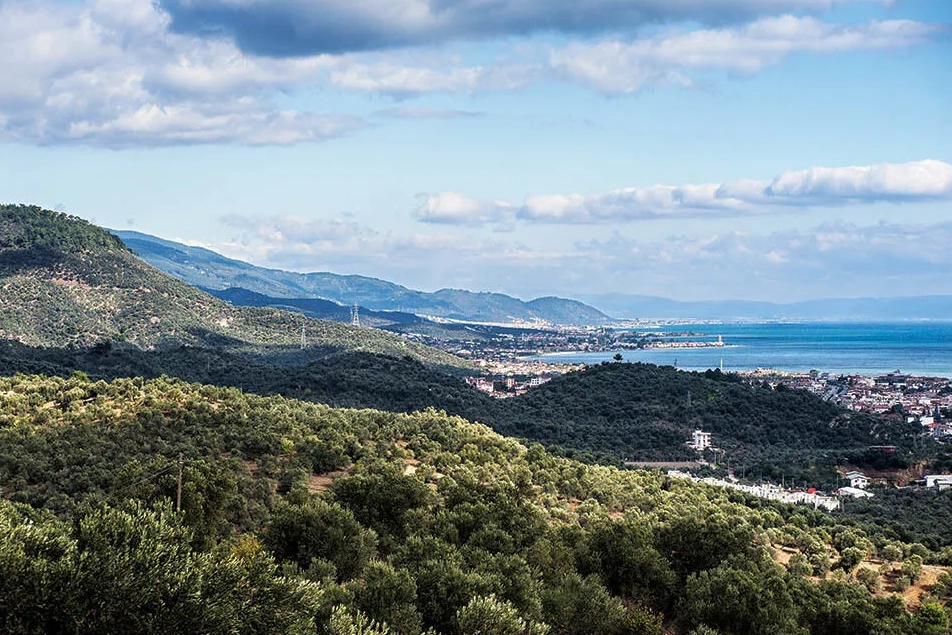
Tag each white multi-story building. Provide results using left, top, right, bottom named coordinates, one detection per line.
left=689, top=429, right=712, bottom=452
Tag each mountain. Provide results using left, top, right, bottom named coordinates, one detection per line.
left=114, top=230, right=611, bottom=325
left=0, top=205, right=467, bottom=368
left=581, top=293, right=952, bottom=321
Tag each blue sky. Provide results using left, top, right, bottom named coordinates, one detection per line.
left=0, top=0, right=950, bottom=303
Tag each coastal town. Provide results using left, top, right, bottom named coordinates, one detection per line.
left=745, top=369, right=952, bottom=439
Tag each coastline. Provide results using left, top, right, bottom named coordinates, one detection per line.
left=520, top=321, right=952, bottom=380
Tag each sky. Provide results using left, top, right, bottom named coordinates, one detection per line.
left=0, top=0, right=950, bottom=303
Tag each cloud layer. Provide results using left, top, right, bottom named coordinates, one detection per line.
left=0, top=0, right=362, bottom=147
left=0, top=1, right=943, bottom=146
left=417, top=160, right=952, bottom=225
left=211, top=214, right=952, bottom=301
left=550, top=16, right=943, bottom=95
left=157, top=0, right=880, bottom=56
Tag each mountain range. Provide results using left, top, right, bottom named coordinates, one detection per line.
left=114, top=230, right=611, bottom=325
left=581, top=293, right=952, bottom=321
left=117, top=230, right=952, bottom=324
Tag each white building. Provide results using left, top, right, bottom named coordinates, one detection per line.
left=924, top=474, right=952, bottom=490
left=837, top=486, right=874, bottom=499
left=689, top=430, right=712, bottom=452
left=844, top=470, right=870, bottom=489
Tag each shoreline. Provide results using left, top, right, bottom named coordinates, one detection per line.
left=520, top=353, right=952, bottom=381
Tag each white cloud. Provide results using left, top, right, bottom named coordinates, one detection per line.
left=521, top=184, right=745, bottom=222
left=416, top=192, right=515, bottom=225
left=329, top=60, right=538, bottom=97
left=0, top=0, right=362, bottom=147
left=567, top=220, right=952, bottom=300
left=758, top=159, right=952, bottom=202
left=0, top=1, right=941, bottom=146
left=550, top=16, right=943, bottom=94
left=205, top=214, right=952, bottom=301
left=312, top=15, right=941, bottom=98
left=429, top=160, right=952, bottom=225
left=212, top=213, right=547, bottom=291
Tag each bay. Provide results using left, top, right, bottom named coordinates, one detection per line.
left=526, top=322, right=952, bottom=378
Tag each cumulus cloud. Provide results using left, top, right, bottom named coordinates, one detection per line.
left=156, top=0, right=881, bottom=56
left=416, top=192, right=515, bottom=226
left=1, top=1, right=941, bottom=146
left=427, top=160, right=952, bottom=225
left=754, top=159, right=952, bottom=202
left=550, top=15, right=944, bottom=94
left=0, top=0, right=362, bottom=146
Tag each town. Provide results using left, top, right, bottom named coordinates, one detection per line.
left=745, top=369, right=952, bottom=440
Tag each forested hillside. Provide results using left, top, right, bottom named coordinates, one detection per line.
left=0, top=205, right=467, bottom=369
left=1, top=374, right=949, bottom=634
left=491, top=363, right=924, bottom=481
left=0, top=340, right=928, bottom=479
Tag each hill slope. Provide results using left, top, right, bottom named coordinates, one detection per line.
left=0, top=205, right=467, bottom=368
left=0, top=329, right=925, bottom=486
left=490, top=363, right=923, bottom=483
left=115, top=229, right=611, bottom=325
left=0, top=373, right=945, bottom=635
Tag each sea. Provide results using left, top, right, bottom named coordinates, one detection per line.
left=527, top=322, right=952, bottom=378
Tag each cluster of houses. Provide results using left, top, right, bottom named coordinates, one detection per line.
left=466, top=374, right=552, bottom=397
left=835, top=469, right=952, bottom=498
left=667, top=470, right=842, bottom=511
left=744, top=371, right=952, bottom=440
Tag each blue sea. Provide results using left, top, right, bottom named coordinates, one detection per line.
left=528, top=323, right=952, bottom=378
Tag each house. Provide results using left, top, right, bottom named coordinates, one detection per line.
left=844, top=470, right=870, bottom=489
left=924, top=474, right=952, bottom=490
left=837, top=486, right=874, bottom=498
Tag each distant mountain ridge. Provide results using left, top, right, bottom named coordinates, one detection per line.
left=114, top=230, right=611, bottom=325
left=0, top=205, right=468, bottom=369
left=580, top=293, right=952, bottom=321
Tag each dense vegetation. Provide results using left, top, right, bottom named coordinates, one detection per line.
left=840, top=488, right=952, bottom=551
left=0, top=204, right=468, bottom=369
left=1, top=373, right=950, bottom=634
left=491, top=364, right=926, bottom=486
left=0, top=341, right=930, bottom=477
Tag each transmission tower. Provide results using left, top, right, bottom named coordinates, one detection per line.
left=351, top=303, right=360, bottom=327
left=300, top=322, right=306, bottom=349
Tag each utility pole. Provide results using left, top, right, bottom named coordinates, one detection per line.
left=176, top=453, right=184, bottom=512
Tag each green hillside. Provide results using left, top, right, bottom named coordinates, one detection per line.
left=0, top=205, right=468, bottom=369
left=492, top=363, right=922, bottom=464
left=0, top=337, right=930, bottom=487
left=1, top=373, right=948, bottom=634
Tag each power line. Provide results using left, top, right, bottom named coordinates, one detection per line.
left=107, top=464, right=176, bottom=494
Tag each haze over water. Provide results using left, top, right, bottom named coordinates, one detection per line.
left=532, top=322, right=952, bottom=378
